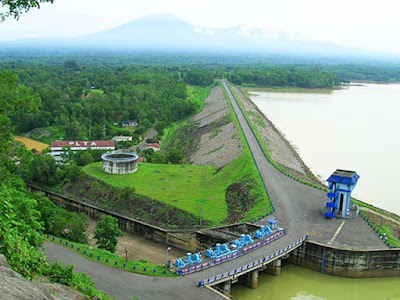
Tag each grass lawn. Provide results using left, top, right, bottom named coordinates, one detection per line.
left=84, top=151, right=271, bottom=225
left=89, top=89, right=105, bottom=95
left=186, top=84, right=212, bottom=111
left=84, top=82, right=272, bottom=225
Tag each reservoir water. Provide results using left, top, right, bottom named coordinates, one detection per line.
left=232, top=84, right=400, bottom=299
left=248, top=83, right=400, bottom=215
left=230, top=264, right=400, bottom=300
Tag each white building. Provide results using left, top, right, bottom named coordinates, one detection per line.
left=50, top=140, right=115, bottom=161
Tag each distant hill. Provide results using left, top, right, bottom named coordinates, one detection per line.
left=1, top=14, right=399, bottom=61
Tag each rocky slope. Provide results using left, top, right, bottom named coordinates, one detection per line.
left=0, top=255, right=84, bottom=300
left=231, top=85, right=322, bottom=184
left=168, top=85, right=243, bottom=168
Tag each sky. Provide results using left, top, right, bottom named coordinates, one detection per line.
left=1, top=0, right=400, bottom=54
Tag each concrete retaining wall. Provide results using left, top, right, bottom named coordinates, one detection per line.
left=26, top=183, right=198, bottom=251
left=289, top=241, right=400, bottom=277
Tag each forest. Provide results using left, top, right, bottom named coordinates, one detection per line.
left=3, top=55, right=400, bottom=145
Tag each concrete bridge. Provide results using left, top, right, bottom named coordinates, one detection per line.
left=42, top=81, right=389, bottom=300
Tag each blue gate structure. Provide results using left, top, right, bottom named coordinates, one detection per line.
left=198, top=235, right=308, bottom=287
left=323, top=169, right=360, bottom=218
left=174, top=221, right=286, bottom=276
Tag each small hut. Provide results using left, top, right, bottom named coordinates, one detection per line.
left=324, top=169, right=360, bottom=218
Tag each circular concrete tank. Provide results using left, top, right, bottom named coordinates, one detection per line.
left=101, top=151, right=139, bottom=174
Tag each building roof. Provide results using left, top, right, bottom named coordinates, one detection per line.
left=146, top=143, right=161, bottom=150
left=327, top=169, right=360, bottom=185
left=51, top=140, right=115, bottom=148
left=112, top=136, right=132, bottom=141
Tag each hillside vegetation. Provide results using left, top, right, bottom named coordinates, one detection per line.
left=84, top=84, right=272, bottom=225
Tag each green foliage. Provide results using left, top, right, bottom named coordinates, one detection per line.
left=166, top=148, right=184, bottom=164
left=84, top=150, right=272, bottom=224
left=0, top=180, right=46, bottom=278
left=77, top=151, right=94, bottom=166
left=65, top=162, right=84, bottom=183
left=143, top=147, right=184, bottom=164
left=186, top=84, right=213, bottom=112
left=0, top=0, right=54, bottom=21
left=143, top=148, right=167, bottom=164
left=64, top=60, right=81, bottom=71
left=25, top=126, right=65, bottom=144
left=229, top=68, right=341, bottom=88
left=24, top=153, right=64, bottom=186
left=184, top=69, right=214, bottom=86
left=94, top=215, right=124, bottom=253
left=35, top=194, right=88, bottom=243
left=44, top=262, right=111, bottom=300
left=0, top=70, right=110, bottom=299
left=1, top=66, right=199, bottom=140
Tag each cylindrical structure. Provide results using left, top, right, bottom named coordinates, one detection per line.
left=101, top=151, right=139, bottom=174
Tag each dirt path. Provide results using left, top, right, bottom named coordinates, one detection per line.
left=86, top=219, right=185, bottom=265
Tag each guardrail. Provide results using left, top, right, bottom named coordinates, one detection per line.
left=177, top=229, right=286, bottom=276
left=198, top=235, right=308, bottom=287
left=224, top=82, right=329, bottom=194
left=359, top=211, right=398, bottom=248
left=41, top=233, right=174, bottom=277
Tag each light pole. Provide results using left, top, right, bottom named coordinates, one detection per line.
left=165, top=247, right=171, bottom=268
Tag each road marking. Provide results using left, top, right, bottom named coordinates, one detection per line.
left=328, top=221, right=346, bottom=245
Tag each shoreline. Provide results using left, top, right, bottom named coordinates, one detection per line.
left=232, top=84, right=325, bottom=187
left=233, top=84, right=400, bottom=222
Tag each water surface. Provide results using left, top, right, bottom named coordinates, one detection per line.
left=231, top=265, right=400, bottom=300
left=249, top=84, right=400, bottom=214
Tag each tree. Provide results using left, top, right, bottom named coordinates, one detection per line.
left=94, top=215, right=123, bottom=253
left=64, top=60, right=81, bottom=71
left=167, top=148, right=184, bottom=164
left=77, top=151, right=94, bottom=166
left=0, top=0, right=54, bottom=21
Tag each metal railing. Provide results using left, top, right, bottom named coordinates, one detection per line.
left=198, top=235, right=308, bottom=287
left=177, top=229, right=286, bottom=276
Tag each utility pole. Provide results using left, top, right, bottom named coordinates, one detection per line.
left=165, top=247, right=171, bottom=268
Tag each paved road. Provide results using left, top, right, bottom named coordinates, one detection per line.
left=221, top=80, right=384, bottom=250
left=44, top=242, right=220, bottom=300
left=43, top=82, right=386, bottom=300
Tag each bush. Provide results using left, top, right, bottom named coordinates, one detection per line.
left=45, top=262, right=111, bottom=300
left=35, top=193, right=88, bottom=243
left=0, top=180, right=46, bottom=279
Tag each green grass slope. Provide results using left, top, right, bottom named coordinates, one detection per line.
left=83, top=83, right=272, bottom=225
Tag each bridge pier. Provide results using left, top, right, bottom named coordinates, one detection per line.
left=250, top=269, right=259, bottom=289
left=271, top=259, right=281, bottom=276
left=222, top=280, right=231, bottom=295
left=238, top=269, right=260, bottom=289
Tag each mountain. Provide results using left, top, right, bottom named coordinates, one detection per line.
left=2, top=14, right=399, bottom=60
